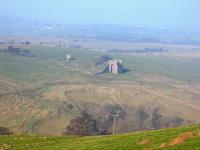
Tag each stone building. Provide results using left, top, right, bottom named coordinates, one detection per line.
left=97, top=59, right=123, bottom=74
left=66, top=54, right=72, bottom=63
left=108, top=60, right=123, bottom=74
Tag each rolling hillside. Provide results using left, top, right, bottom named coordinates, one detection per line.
left=1, top=45, right=200, bottom=135
left=0, top=125, right=200, bottom=150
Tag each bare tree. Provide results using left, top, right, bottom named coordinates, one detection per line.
left=63, top=111, right=99, bottom=136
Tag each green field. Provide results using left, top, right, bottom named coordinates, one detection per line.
left=0, top=125, right=200, bottom=150
left=1, top=45, right=200, bottom=84
left=1, top=45, right=200, bottom=135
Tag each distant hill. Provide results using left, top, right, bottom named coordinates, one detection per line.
left=1, top=16, right=200, bottom=45
left=0, top=124, right=200, bottom=150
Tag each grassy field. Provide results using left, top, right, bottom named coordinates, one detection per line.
left=0, top=125, right=200, bottom=150
left=1, top=45, right=200, bottom=135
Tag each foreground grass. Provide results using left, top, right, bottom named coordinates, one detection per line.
left=0, top=125, right=200, bottom=150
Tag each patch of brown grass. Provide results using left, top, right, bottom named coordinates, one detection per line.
left=139, top=138, right=151, bottom=145
left=142, top=148, right=151, bottom=150
left=159, top=143, right=167, bottom=148
left=0, top=144, right=11, bottom=150
left=160, top=131, right=198, bottom=148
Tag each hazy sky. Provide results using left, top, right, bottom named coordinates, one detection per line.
left=0, top=0, right=200, bottom=32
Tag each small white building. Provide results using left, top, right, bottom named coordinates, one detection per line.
left=66, top=54, right=72, bottom=63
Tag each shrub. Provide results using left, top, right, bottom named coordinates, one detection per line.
left=94, top=55, right=112, bottom=66
left=63, top=111, right=99, bottom=136
left=0, top=127, right=13, bottom=135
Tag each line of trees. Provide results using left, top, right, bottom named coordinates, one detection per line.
left=0, top=46, right=36, bottom=57
left=63, top=104, right=185, bottom=136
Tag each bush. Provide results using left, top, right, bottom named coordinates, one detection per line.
left=63, top=111, right=99, bottom=136
left=0, top=127, right=13, bottom=135
left=94, top=55, right=112, bottom=66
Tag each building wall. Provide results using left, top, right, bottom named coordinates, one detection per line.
left=111, top=63, right=118, bottom=74
left=109, top=61, right=120, bottom=74
left=96, top=59, right=123, bottom=74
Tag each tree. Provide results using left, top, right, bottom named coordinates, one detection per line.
left=63, top=111, right=99, bottom=136
left=95, top=55, right=112, bottom=66
left=136, top=108, right=149, bottom=129
left=151, top=108, right=162, bottom=129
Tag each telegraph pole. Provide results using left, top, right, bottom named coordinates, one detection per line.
left=112, top=114, right=119, bottom=135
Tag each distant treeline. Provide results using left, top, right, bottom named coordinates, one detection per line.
left=108, top=48, right=168, bottom=53
left=0, top=46, right=35, bottom=57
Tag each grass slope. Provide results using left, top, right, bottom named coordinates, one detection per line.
left=1, top=45, right=200, bottom=135
left=0, top=125, right=200, bottom=150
